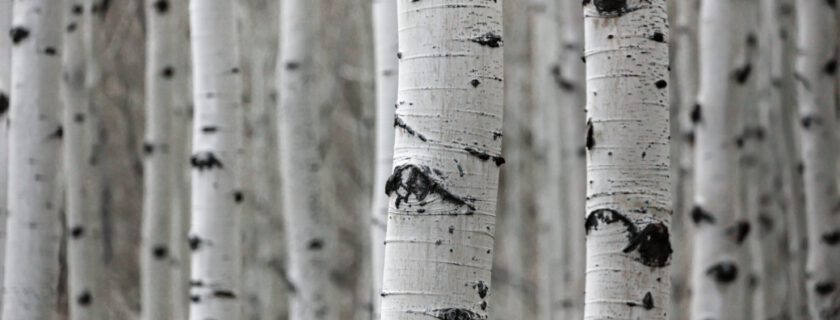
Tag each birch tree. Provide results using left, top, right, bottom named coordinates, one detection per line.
left=141, top=0, right=177, bottom=318
left=61, top=1, right=107, bottom=319
left=582, top=0, right=672, bottom=319
left=188, top=0, right=243, bottom=318
left=370, top=0, right=398, bottom=318
left=793, top=0, right=840, bottom=317
left=0, top=2, right=13, bottom=313
left=1, top=0, right=64, bottom=319
left=379, top=0, right=505, bottom=318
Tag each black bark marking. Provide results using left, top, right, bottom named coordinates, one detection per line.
left=758, top=213, right=773, bottom=232
left=824, top=59, right=837, bottom=75
left=190, top=152, right=224, bottom=171
left=470, top=32, right=503, bottom=48
left=201, top=126, right=218, bottom=133
left=480, top=301, right=487, bottom=310
left=233, top=190, right=244, bottom=203
left=385, top=164, right=476, bottom=212
left=0, top=92, right=8, bottom=116
left=143, top=143, right=154, bottom=155
left=591, top=0, right=627, bottom=16
left=213, top=290, right=237, bottom=299
left=72, top=4, right=84, bottom=15
left=733, top=64, right=752, bottom=84
left=152, top=245, right=168, bottom=259
left=690, top=206, right=715, bottom=225
left=822, top=230, right=840, bottom=245
left=153, top=0, right=169, bottom=14
left=432, top=308, right=482, bottom=320
left=77, top=291, right=92, bottom=306
left=794, top=72, right=811, bottom=90
left=464, top=147, right=505, bottom=166
left=188, top=235, right=202, bottom=251
left=70, top=226, right=85, bottom=239
left=66, top=23, right=78, bottom=33
left=10, top=27, right=30, bottom=44
left=48, top=126, right=63, bottom=139
left=397, top=52, right=403, bottom=59
left=690, top=104, right=702, bottom=124
left=161, top=66, right=174, bottom=79
left=471, top=281, right=488, bottom=299
left=44, top=47, right=57, bottom=56
left=655, top=80, right=668, bottom=89
left=815, top=282, right=836, bottom=296
left=492, top=131, right=503, bottom=141
left=394, top=115, right=427, bottom=142
left=801, top=115, right=819, bottom=129
left=649, top=32, right=665, bottom=43
left=642, top=292, right=654, bottom=310
left=190, top=280, right=204, bottom=287
left=585, top=120, right=595, bottom=150
left=828, top=0, right=836, bottom=8
left=470, top=79, right=481, bottom=87
left=586, top=209, right=672, bottom=267
left=726, top=220, right=751, bottom=244
left=683, top=131, right=695, bottom=145
left=307, top=238, right=324, bottom=250
left=706, top=262, right=738, bottom=284
left=190, top=295, right=201, bottom=303
left=550, top=65, right=576, bottom=90
left=285, top=61, right=300, bottom=70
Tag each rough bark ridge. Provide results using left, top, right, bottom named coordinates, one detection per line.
left=794, top=0, right=840, bottom=317
left=62, top=1, right=107, bottom=319
left=141, top=0, right=177, bottom=318
left=582, top=0, right=672, bottom=319
left=1, top=1, right=64, bottom=319
left=379, top=0, right=505, bottom=319
left=370, top=1, right=399, bottom=318
left=188, top=1, right=243, bottom=319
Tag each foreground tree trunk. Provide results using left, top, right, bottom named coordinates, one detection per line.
left=793, top=0, right=840, bottom=317
left=582, top=0, right=672, bottom=319
left=188, top=0, right=243, bottom=318
left=1, top=1, right=64, bottom=319
left=370, top=0, right=398, bottom=318
left=141, top=0, right=177, bottom=318
left=379, top=0, right=505, bottom=319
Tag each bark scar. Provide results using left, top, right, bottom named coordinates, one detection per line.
left=585, top=209, right=672, bottom=268
left=385, top=164, right=476, bottom=213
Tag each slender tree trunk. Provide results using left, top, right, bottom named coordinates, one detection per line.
left=141, top=0, right=177, bottom=318
left=370, top=1, right=398, bottom=318
left=379, top=0, right=505, bottom=319
left=690, top=0, right=749, bottom=318
left=0, top=2, right=13, bottom=315
left=61, top=1, right=106, bottom=319
left=582, top=0, right=672, bottom=319
left=188, top=0, right=243, bottom=318
left=1, top=0, right=64, bottom=319
left=793, top=0, right=840, bottom=317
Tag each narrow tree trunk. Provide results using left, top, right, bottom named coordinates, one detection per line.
left=1, top=0, right=64, bottom=319
left=793, top=0, right=840, bottom=317
left=61, top=1, right=106, bottom=319
left=370, top=1, right=398, bottom=318
left=0, top=2, right=13, bottom=315
left=379, top=0, right=505, bottom=319
left=188, top=0, right=243, bottom=318
left=141, top=0, right=177, bottom=318
left=582, top=1, right=672, bottom=319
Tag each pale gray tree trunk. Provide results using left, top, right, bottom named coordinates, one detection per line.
left=0, top=2, right=13, bottom=315
left=379, top=0, right=505, bottom=319
left=794, top=0, right=840, bottom=317
left=188, top=0, right=243, bottom=318
left=370, top=1, right=398, bottom=319
left=582, top=0, right=672, bottom=319
left=141, top=0, right=177, bottom=318
left=61, top=1, right=106, bottom=319
left=1, top=0, right=64, bottom=319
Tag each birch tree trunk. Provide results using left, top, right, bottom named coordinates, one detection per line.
left=370, top=1, right=398, bottom=318
left=0, top=2, right=13, bottom=315
left=188, top=0, right=243, bottom=318
left=61, top=1, right=106, bottom=319
left=793, top=0, right=840, bottom=317
left=1, top=0, right=64, bottom=319
left=379, top=0, right=505, bottom=319
left=582, top=0, right=672, bottom=319
left=141, top=0, right=177, bottom=318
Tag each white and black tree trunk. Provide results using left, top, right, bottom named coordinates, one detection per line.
left=379, top=0, right=504, bottom=319
left=582, top=0, right=672, bottom=319
left=0, top=2, right=13, bottom=314
left=141, top=0, right=177, bottom=319
left=794, top=0, right=840, bottom=317
left=188, top=0, right=243, bottom=318
left=1, top=0, right=64, bottom=319
left=370, top=0, right=398, bottom=318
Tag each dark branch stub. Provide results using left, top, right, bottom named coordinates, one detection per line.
left=385, top=164, right=476, bottom=212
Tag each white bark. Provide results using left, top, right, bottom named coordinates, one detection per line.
left=582, top=0, right=672, bottom=319
left=141, top=0, right=177, bottom=318
left=794, top=0, right=840, bottom=317
left=188, top=0, right=243, bottom=318
left=1, top=0, right=64, bottom=319
left=379, top=1, right=504, bottom=319
left=61, top=1, right=105, bottom=319
left=370, top=2, right=398, bottom=319
left=0, top=2, right=13, bottom=315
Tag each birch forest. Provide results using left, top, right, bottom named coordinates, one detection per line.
left=0, top=0, right=839, bottom=319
